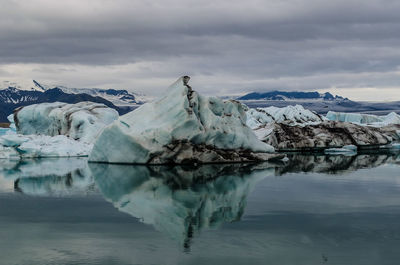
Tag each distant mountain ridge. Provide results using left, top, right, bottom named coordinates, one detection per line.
left=0, top=81, right=141, bottom=122
left=33, top=80, right=147, bottom=106
left=237, top=91, right=348, bottom=101
left=237, top=90, right=400, bottom=116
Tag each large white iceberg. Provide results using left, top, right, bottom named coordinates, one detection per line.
left=89, top=77, right=276, bottom=164
left=14, top=102, right=119, bottom=144
left=326, top=111, right=400, bottom=127
left=0, top=102, right=119, bottom=159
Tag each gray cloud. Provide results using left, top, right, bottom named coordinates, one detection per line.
left=0, top=0, right=400, bottom=100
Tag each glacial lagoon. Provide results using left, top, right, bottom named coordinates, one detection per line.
left=0, top=153, right=400, bottom=265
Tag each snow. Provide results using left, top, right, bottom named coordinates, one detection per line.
left=246, top=104, right=325, bottom=130
left=15, top=102, right=118, bottom=144
left=0, top=134, right=92, bottom=158
left=90, top=76, right=275, bottom=164
left=326, top=111, right=400, bottom=127
left=245, top=104, right=326, bottom=142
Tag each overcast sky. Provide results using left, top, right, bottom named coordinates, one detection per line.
left=1, top=0, right=400, bottom=100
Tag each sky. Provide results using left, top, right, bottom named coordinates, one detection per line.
left=1, top=0, right=400, bottom=101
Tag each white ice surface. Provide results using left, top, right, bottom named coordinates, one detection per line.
left=326, top=111, right=400, bottom=127
left=0, top=134, right=92, bottom=158
left=15, top=102, right=118, bottom=144
left=246, top=104, right=326, bottom=130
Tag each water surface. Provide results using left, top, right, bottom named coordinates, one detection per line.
left=0, top=153, right=399, bottom=265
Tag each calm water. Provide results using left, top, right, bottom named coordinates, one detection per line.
left=0, top=153, right=399, bottom=265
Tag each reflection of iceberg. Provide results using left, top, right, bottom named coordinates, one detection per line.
left=9, top=158, right=94, bottom=196
left=277, top=152, right=400, bottom=175
left=90, top=163, right=274, bottom=249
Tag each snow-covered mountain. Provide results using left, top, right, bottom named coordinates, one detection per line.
left=236, top=90, right=400, bottom=115
left=33, top=80, right=147, bottom=106
left=0, top=87, right=41, bottom=104
left=0, top=81, right=137, bottom=122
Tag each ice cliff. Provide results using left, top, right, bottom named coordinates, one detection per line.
left=89, top=76, right=277, bottom=164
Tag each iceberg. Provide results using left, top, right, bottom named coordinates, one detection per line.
left=89, top=76, right=277, bottom=164
left=265, top=121, right=394, bottom=151
left=14, top=102, right=119, bottom=144
left=0, top=101, right=119, bottom=159
left=245, top=104, right=399, bottom=151
left=326, top=111, right=400, bottom=127
left=246, top=104, right=325, bottom=129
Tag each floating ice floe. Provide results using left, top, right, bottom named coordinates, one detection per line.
left=14, top=101, right=119, bottom=144
left=0, top=134, right=92, bottom=158
left=326, top=111, right=400, bottom=127
left=324, top=145, right=357, bottom=155
left=90, top=76, right=279, bottom=164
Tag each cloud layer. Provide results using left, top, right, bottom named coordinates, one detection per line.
left=1, top=0, right=400, bottom=100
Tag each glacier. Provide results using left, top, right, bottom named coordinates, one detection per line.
left=89, top=76, right=278, bottom=164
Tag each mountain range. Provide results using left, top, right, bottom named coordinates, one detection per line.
left=237, top=91, right=348, bottom=101
left=32, top=80, right=147, bottom=106
left=237, top=90, right=400, bottom=115
left=0, top=81, right=145, bottom=122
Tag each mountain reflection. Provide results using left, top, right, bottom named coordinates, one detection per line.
left=90, top=163, right=274, bottom=250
